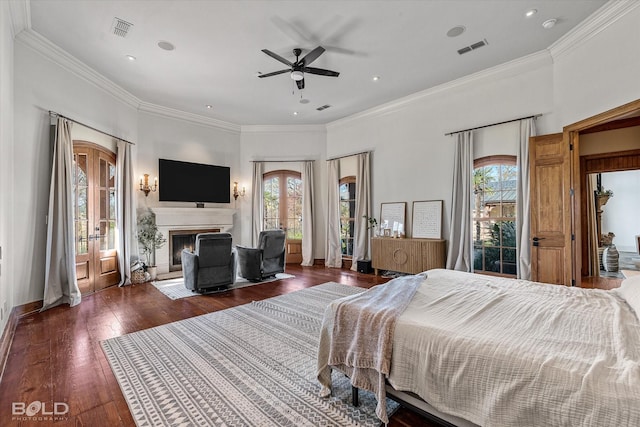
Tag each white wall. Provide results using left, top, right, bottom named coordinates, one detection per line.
left=137, top=111, right=241, bottom=238
left=601, top=170, right=640, bottom=252
left=327, top=54, right=554, bottom=239
left=12, top=39, right=138, bottom=305
left=552, top=5, right=640, bottom=129
left=240, top=127, right=326, bottom=256
left=0, top=1, right=15, bottom=330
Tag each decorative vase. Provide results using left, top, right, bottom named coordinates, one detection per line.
left=147, top=266, right=157, bottom=281
left=602, top=244, right=619, bottom=272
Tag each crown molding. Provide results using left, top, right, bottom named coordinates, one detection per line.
left=327, top=50, right=551, bottom=130
left=139, top=102, right=240, bottom=133
left=7, top=0, right=30, bottom=37
left=16, top=29, right=141, bottom=109
left=241, top=124, right=327, bottom=133
left=549, top=0, right=639, bottom=59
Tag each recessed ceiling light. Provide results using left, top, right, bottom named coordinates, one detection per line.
left=446, top=26, right=466, bottom=38
left=372, top=76, right=380, bottom=81
left=157, top=40, right=175, bottom=51
left=206, top=105, right=213, bottom=109
left=542, top=18, right=557, bottom=29
left=525, top=9, right=537, bottom=18
left=126, top=55, right=136, bottom=61
left=293, top=111, right=299, bottom=116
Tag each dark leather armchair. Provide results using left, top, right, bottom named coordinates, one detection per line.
left=181, top=232, right=236, bottom=292
left=236, top=230, right=286, bottom=282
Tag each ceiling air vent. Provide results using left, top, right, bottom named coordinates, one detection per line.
left=111, top=17, right=133, bottom=38
left=457, top=39, right=488, bottom=55
left=316, top=104, right=331, bottom=111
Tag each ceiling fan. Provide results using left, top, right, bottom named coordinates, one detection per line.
left=258, top=46, right=340, bottom=90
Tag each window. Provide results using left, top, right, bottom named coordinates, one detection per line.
left=339, top=176, right=356, bottom=257
left=263, top=170, right=303, bottom=239
left=473, top=156, right=517, bottom=276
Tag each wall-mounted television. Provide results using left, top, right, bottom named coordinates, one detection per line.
left=158, top=158, right=230, bottom=203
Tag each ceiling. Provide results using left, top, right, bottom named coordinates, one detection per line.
left=28, top=0, right=607, bottom=126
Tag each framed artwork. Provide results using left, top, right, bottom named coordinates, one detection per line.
left=412, top=200, right=443, bottom=239
left=380, top=202, right=406, bottom=235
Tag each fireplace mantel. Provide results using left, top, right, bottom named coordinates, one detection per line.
left=152, top=207, right=236, bottom=278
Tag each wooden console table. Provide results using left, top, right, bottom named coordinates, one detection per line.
left=371, top=237, right=446, bottom=275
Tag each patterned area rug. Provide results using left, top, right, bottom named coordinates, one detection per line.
left=102, top=282, right=398, bottom=426
left=152, top=273, right=295, bottom=300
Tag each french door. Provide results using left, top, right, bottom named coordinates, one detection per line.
left=263, top=170, right=303, bottom=264
left=73, top=142, right=120, bottom=294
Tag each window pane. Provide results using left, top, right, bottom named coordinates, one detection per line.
left=473, top=159, right=517, bottom=276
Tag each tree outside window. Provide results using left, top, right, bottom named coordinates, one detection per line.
left=339, top=176, right=356, bottom=257
left=473, top=156, right=517, bottom=276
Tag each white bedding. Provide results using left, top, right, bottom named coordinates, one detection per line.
left=321, top=269, right=640, bottom=426
left=393, top=269, right=640, bottom=426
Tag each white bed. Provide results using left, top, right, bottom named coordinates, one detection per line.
left=318, top=269, right=640, bottom=426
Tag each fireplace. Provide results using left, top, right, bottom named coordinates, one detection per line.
left=169, top=228, right=220, bottom=271
left=152, top=207, right=235, bottom=279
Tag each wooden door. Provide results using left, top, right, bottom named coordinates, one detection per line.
left=529, top=133, right=573, bottom=285
left=73, top=143, right=120, bottom=294
left=263, top=170, right=304, bottom=264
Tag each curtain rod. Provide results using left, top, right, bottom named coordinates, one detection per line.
left=445, top=114, right=542, bottom=136
left=250, top=159, right=315, bottom=163
left=49, top=111, right=135, bottom=145
left=326, top=150, right=371, bottom=161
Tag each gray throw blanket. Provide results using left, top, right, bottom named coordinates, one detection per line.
left=317, top=274, right=424, bottom=424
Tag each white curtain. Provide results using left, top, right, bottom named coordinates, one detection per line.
left=301, top=161, right=315, bottom=266
left=350, top=152, right=372, bottom=270
left=42, top=118, right=81, bottom=311
left=116, top=140, right=139, bottom=286
left=446, top=131, right=474, bottom=272
left=251, top=161, right=264, bottom=246
left=586, top=174, right=600, bottom=276
left=515, top=118, right=536, bottom=279
left=325, top=159, right=342, bottom=268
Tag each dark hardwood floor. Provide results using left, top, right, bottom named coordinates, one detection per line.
left=0, top=265, right=437, bottom=427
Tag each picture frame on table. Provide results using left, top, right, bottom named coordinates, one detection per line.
left=412, top=200, right=443, bottom=239
left=380, top=202, right=406, bottom=237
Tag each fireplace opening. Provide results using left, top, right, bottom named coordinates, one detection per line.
left=168, top=229, right=220, bottom=271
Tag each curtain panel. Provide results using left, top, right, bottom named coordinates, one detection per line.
left=325, top=159, right=342, bottom=268
left=251, top=162, right=264, bottom=246
left=350, top=152, right=372, bottom=270
left=301, top=161, right=315, bottom=266
left=42, top=118, right=81, bottom=311
left=116, top=140, right=139, bottom=286
left=446, top=131, right=474, bottom=272
left=515, top=118, right=536, bottom=280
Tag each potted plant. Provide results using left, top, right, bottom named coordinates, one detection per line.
left=363, top=215, right=378, bottom=236
left=136, top=209, right=166, bottom=280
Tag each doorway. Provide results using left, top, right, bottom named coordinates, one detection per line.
left=579, top=147, right=640, bottom=282
left=263, top=170, right=303, bottom=264
left=72, top=142, right=120, bottom=294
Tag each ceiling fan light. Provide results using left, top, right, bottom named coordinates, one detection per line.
left=291, top=70, right=304, bottom=81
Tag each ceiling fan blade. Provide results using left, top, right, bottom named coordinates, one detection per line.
left=296, top=78, right=305, bottom=90
left=299, top=46, right=325, bottom=66
left=258, top=69, right=290, bottom=78
left=303, top=67, right=340, bottom=77
left=261, top=49, right=293, bottom=66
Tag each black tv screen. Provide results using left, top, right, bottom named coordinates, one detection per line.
left=158, top=159, right=230, bottom=203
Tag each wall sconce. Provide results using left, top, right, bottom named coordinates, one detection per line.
left=140, top=173, right=157, bottom=197
left=233, top=181, right=246, bottom=200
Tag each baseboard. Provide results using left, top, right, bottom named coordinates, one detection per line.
left=0, top=300, right=43, bottom=383
left=313, top=259, right=325, bottom=266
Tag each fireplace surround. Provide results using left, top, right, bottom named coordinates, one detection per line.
left=152, top=207, right=235, bottom=279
